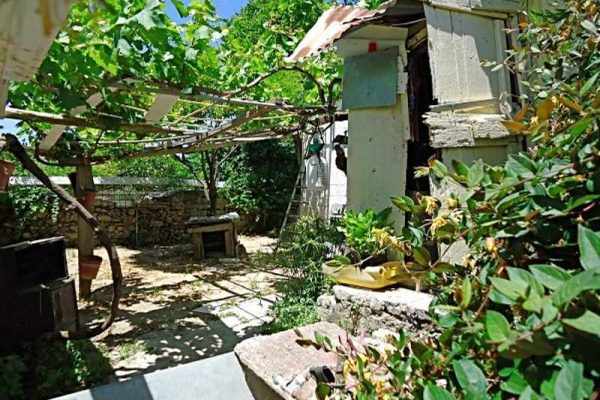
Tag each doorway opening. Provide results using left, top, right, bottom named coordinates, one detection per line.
left=406, top=41, right=436, bottom=197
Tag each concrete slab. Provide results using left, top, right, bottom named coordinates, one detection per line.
left=53, top=352, right=255, bottom=400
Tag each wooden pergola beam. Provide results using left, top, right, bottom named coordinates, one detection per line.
left=5, top=106, right=207, bottom=137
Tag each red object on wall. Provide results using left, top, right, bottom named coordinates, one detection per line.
left=368, top=42, right=378, bottom=53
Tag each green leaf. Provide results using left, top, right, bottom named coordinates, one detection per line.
left=452, top=159, right=470, bottom=177
left=490, top=277, right=527, bottom=302
left=519, top=386, right=543, bottom=400
left=467, top=162, right=485, bottom=187
left=563, top=310, right=600, bottom=337
left=506, top=156, right=535, bottom=179
left=413, top=247, right=432, bottom=266
left=424, top=384, right=456, bottom=400
left=500, top=370, right=528, bottom=395
left=530, top=264, right=570, bottom=290
left=554, top=361, right=593, bottom=400
left=88, top=47, right=118, bottom=75
left=522, top=290, right=543, bottom=313
left=461, top=277, right=472, bottom=309
left=430, top=160, right=449, bottom=178
left=453, top=359, right=488, bottom=400
left=171, top=0, right=190, bottom=17
left=578, top=225, right=600, bottom=270
left=579, top=71, right=599, bottom=97
left=391, top=195, right=415, bottom=213
left=315, top=382, right=330, bottom=400
left=507, top=268, right=544, bottom=296
left=553, top=270, right=600, bottom=306
left=485, top=311, right=511, bottom=343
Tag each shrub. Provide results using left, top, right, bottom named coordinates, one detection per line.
left=264, top=216, right=343, bottom=332
left=0, top=355, right=27, bottom=400
left=318, top=1, right=600, bottom=398
left=338, top=208, right=393, bottom=260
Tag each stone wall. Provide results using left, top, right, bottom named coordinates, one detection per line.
left=317, top=285, right=436, bottom=339
left=0, top=189, right=226, bottom=247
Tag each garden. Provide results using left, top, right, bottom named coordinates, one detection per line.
left=0, top=0, right=599, bottom=399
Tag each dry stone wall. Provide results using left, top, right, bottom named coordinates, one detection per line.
left=0, top=189, right=225, bottom=247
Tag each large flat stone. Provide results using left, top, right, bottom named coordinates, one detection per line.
left=318, top=285, right=435, bottom=337
left=333, top=285, right=433, bottom=311
left=53, top=352, right=254, bottom=400
left=234, top=322, right=345, bottom=400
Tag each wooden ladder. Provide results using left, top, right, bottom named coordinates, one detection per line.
left=279, top=160, right=308, bottom=237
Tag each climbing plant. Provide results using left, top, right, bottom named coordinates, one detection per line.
left=316, top=0, right=600, bottom=398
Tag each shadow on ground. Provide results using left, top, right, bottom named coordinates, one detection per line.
left=66, top=236, right=283, bottom=382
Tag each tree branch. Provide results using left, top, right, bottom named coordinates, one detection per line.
left=1, top=133, right=122, bottom=340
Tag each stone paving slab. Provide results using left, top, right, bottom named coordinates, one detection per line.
left=53, top=352, right=254, bottom=400
left=235, top=322, right=346, bottom=400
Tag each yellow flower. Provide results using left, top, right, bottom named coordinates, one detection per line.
left=445, top=196, right=459, bottom=210
left=431, top=215, right=448, bottom=235
left=485, top=237, right=498, bottom=256
left=422, top=196, right=439, bottom=215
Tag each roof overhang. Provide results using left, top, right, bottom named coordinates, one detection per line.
left=0, top=0, right=76, bottom=115
left=286, top=1, right=424, bottom=63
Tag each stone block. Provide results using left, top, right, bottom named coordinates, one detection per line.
left=318, top=285, right=435, bottom=338
left=235, top=322, right=345, bottom=400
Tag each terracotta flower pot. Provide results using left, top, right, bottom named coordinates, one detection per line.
left=82, top=191, right=96, bottom=209
left=79, top=255, right=102, bottom=280
left=0, top=160, right=16, bottom=192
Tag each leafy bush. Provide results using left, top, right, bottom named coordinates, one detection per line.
left=264, top=216, right=343, bottom=332
left=318, top=1, right=600, bottom=398
left=221, top=140, right=299, bottom=232
left=32, top=339, right=112, bottom=399
left=0, top=355, right=27, bottom=400
left=338, top=208, right=393, bottom=260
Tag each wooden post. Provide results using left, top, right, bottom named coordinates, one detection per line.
left=77, top=164, right=95, bottom=298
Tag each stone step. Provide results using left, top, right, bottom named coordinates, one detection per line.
left=53, top=352, right=255, bottom=400
left=234, top=322, right=346, bottom=400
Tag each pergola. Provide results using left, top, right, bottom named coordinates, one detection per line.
left=0, top=0, right=337, bottom=339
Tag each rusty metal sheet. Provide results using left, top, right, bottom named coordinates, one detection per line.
left=286, top=1, right=426, bottom=63
left=285, top=6, right=384, bottom=62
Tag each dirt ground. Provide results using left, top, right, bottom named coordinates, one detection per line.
left=66, top=235, right=284, bottom=381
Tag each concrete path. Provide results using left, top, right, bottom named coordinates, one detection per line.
left=54, top=352, right=255, bottom=400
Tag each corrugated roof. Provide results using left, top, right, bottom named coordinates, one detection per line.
left=286, top=1, right=425, bottom=62
left=285, top=6, right=384, bottom=62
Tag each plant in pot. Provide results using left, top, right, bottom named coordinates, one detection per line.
left=0, top=160, right=16, bottom=192
left=323, top=208, right=404, bottom=289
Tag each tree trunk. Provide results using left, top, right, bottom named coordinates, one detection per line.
left=206, top=151, right=219, bottom=215
left=76, top=164, right=95, bottom=298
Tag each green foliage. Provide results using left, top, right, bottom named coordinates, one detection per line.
left=338, top=208, right=393, bottom=259
left=0, top=339, right=112, bottom=400
left=220, top=140, right=299, bottom=232
left=0, top=355, right=27, bottom=400
left=264, top=216, right=343, bottom=332
left=8, top=186, right=60, bottom=239
left=32, top=340, right=112, bottom=399
left=320, top=0, right=600, bottom=398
